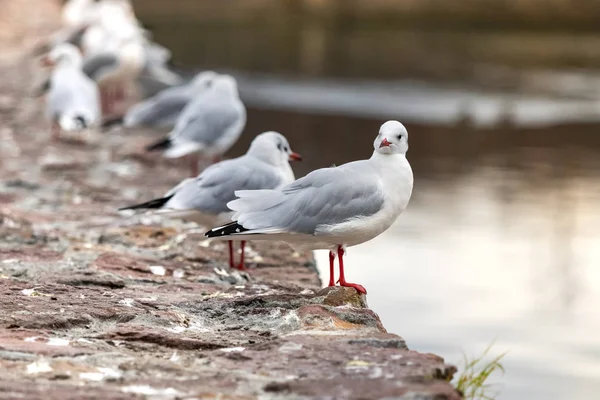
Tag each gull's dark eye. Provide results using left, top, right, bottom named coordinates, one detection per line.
left=284, top=146, right=289, bottom=152
left=397, top=134, right=403, bottom=140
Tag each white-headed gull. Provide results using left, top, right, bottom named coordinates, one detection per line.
left=120, top=71, right=217, bottom=130
left=121, top=131, right=301, bottom=269
left=43, top=43, right=101, bottom=140
left=146, top=74, right=246, bottom=176
left=205, top=121, right=413, bottom=294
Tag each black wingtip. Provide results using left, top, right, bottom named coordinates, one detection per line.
left=205, top=221, right=249, bottom=238
left=119, top=194, right=174, bottom=211
left=146, top=137, right=172, bottom=152
left=31, top=79, right=51, bottom=98
left=74, top=115, right=88, bottom=129
left=101, top=116, right=124, bottom=130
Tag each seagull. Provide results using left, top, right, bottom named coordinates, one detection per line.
left=43, top=43, right=101, bottom=140
left=120, top=131, right=302, bottom=270
left=79, top=0, right=146, bottom=116
left=82, top=34, right=146, bottom=116
left=136, top=41, right=183, bottom=98
left=205, top=121, right=413, bottom=294
left=145, top=74, right=246, bottom=177
left=119, top=71, right=217, bottom=130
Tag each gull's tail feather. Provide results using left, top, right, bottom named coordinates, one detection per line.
left=101, top=116, right=124, bottom=129
left=119, top=194, right=174, bottom=211
left=146, top=136, right=172, bottom=152
left=205, top=221, right=249, bottom=238
left=59, top=114, right=89, bottom=131
left=145, top=64, right=183, bottom=87
left=205, top=221, right=287, bottom=241
left=163, top=140, right=203, bottom=158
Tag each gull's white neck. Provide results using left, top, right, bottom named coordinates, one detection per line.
left=369, top=150, right=414, bottom=209
left=369, top=150, right=408, bottom=168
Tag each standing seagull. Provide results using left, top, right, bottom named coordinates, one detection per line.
left=206, top=121, right=413, bottom=294
left=121, top=71, right=217, bottom=130
left=121, top=132, right=301, bottom=269
left=145, top=74, right=246, bottom=176
left=43, top=44, right=101, bottom=140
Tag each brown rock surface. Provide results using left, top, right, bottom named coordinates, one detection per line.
left=0, top=1, right=460, bottom=399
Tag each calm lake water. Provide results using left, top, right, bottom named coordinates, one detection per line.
left=134, top=4, right=600, bottom=398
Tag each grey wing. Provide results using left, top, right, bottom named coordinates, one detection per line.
left=231, top=162, right=385, bottom=234
left=83, top=53, right=119, bottom=81
left=125, top=87, right=191, bottom=127
left=141, top=63, right=182, bottom=89
left=172, top=98, right=242, bottom=146
left=167, top=157, right=284, bottom=215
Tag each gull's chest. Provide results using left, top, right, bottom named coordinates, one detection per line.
left=324, top=163, right=413, bottom=247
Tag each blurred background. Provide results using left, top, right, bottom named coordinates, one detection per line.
left=119, top=1, right=600, bottom=398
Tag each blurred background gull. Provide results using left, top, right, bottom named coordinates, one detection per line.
left=48, top=0, right=600, bottom=399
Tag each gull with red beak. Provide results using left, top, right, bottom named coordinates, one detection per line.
left=206, top=120, right=413, bottom=294
left=120, top=131, right=301, bottom=270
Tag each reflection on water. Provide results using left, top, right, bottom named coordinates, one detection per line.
left=234, top=109, right=600, bottom=400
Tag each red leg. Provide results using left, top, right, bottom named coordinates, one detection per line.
left=116, top=84, right=125, bottom=102
left=212, top=155, right=222, bottom=164
left=110, top=86, right=118, bottom=115
left=328, top=250, right=335, bottom=287
left=105, top=85, right=116, bottom=116
left=228, top=241, right=235, bottom=268
left=100, top=88, right=108, bottom=115
left=189, top=154, right=199, bottom=177
left=337, top=246, right=367, bottom=294
left=50, top=121, right=60, bottom=141
left=236, top=241, right=246, bottom=270
left=115, top=84, right=126, bottom=113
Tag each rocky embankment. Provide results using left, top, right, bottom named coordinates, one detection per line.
left=0, top=1, right=460, bottom=399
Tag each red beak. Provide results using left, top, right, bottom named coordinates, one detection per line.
left=379, top=138, right=392, bottom=148
left=289, top=152, right=302, bottom=161
left=40, top=56, right=54, bottom=67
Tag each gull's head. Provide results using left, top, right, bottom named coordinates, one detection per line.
left=190, top=71, right=218, bottom=91
left=374, top=120, right=409, bottom=155
left=248, top=131, right=302, bottom=166
left=42, top=43, right=83, bottom=68
left=212, top=74, right=239, bottom=96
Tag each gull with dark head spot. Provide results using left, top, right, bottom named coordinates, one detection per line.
left=206, top=120, right=413, bottom=294
left=121, top=131, right=301, bottom=270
